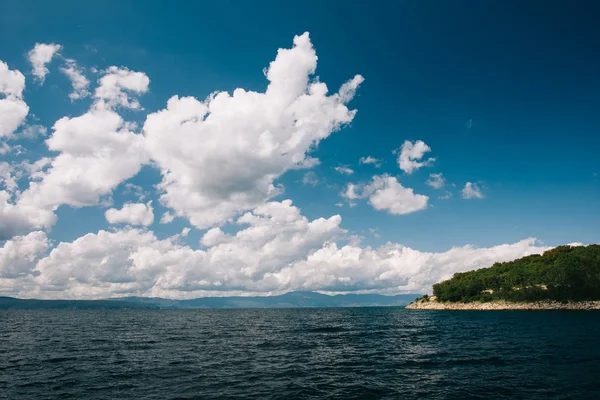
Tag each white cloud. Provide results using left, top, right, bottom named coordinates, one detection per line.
left=6, top=69, right=150, bottom=239
left=462, top=182, right=484, bottom=199
left=1, top=62, right=152, bottom=239
left=342, top=174, right=428, bottom=215
left=0, top=158, right=55, bottom=239
left=180, top=227, right=191, bottom=237
left=94, top=66, right=149, bottom=109
left=160, top=212, right=175, bottom=224
left=397, top=140, right=434, bottom=174
left=0, top=60, right=29, bottom=138
left=0, top=231, right=49, bottom=279
left=60, top=59, right=90, bottom=100
left=367, top=175, right=428, bottom=215
left=20, top=124, right=47, bottom=139
left=426, top=173, right=445, bottom=189
left=0, top=200, right=552, bottom=298
left=0, top=36, right=555, bottom=300
left=277, top=238, right=550, bottom=294
left=0, top=61, right=26, bottom=98
left=143, top=33, right=362, bottom=230
left=334, top=166, right=354, bottom=175
left=338, top=74, right=364, bottom=103
left=302, top=171, right=319, bottom=186
left=105, top=201, right=154, bottom=226
left=0, top=162, right=18, bottom=193
left=28, top=43, right=62, bottom=83
left=200, top=227, right=229, bottom=247
left=0, top=100, right=29, bottom=139
left=0, top=191, right=57, bottom=241
left=439, top=191, right=452, bottom=200
left=359, top=156, right=381, bottom=167
left=17, top=107, right=149, bottom=222
left=15, top=199, right=345, bottom=298
left=0, top=143, right=11, bottom=155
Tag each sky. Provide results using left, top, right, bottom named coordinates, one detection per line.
left=0, top=0, right=598, bottom=299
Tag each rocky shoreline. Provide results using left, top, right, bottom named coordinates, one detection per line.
left=406, top=298, right=600, bottom=310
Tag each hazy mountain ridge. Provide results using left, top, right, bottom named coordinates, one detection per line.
left=0, top=292, right=418, bottom=310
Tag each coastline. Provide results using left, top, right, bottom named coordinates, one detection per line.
left=406, top=299, right=600, bottom=310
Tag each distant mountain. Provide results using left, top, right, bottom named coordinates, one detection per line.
left=0, top=292, right=419, bottom=310
left=0, top=297, right=157, bottom=310
left=116, top=291, right=418, bottom=309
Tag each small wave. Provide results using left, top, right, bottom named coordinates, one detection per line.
left=305, top=326, right=346, bottom=333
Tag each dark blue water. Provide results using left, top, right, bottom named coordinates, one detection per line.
left=1, top=308, right=599, bottom=399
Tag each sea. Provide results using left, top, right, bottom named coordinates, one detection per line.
left=1, top=307, right=599, bottom=399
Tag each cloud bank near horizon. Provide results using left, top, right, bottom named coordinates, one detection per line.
left=0, top=34, right=555, bottom=299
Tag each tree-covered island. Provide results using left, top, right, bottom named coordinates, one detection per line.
left=407, top=244, right=600, bottom=310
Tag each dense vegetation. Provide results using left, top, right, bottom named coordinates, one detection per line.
left=430, top=245, right=600, bottom=303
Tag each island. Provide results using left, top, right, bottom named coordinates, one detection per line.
left=407, top=244, right=600, bottom=310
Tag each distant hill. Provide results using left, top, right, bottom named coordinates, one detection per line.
left=0, top=297, right=157, bottom=310
left=116, top=291, right=417, bottom=309
left=427, top=244, right=600, bottom=303
left=0, top=291, right=418, bottom=310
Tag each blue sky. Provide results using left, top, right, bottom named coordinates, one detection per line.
left=0, top=1, right=598, bottom=298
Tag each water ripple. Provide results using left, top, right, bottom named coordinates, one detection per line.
left=1, top=308, right=600, bottom=399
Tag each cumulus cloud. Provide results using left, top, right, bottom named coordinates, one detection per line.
left=0, top=162, right=18, bottom=193
left=0, top=231, right=49, bottom=279
left=1, top=65, right=151, bottom=239
left=342, top=174, right=428, bottom=215
left=0, top=35, right=545, bottom=300
left=0, top=158, right=54, bottom=240
left=105, top=201, right=154, bottom=226
left=16, top=107, right=150, bottom=226
left=397, top=140, right=434, bottom=174
left=0, top=200, right=552, bottom=298
left=200, top=227, right=229, bottom=247
left=8, top=200, right=344, bottom=298
left=359, top=156, right=381, bottom=167
left=341, top=182, right=362, bottom=201
left=367, top=176, right=429, bottom=215
left=278, top=237, right=550, bottom=294
left=94, top=66, right=149, bottom=109
left=143, top=33, right=362, bottom=230
left=462, top=182, right=484, bottom=199
left=426, top=173, right=445, bottom=189
left=60, top=59, right=90, bottom=100
left=334, top=166, right=354, bottom=175
left=0, top=60, right=29, bottom=138
left=28, top=43, right=62, bottom=83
